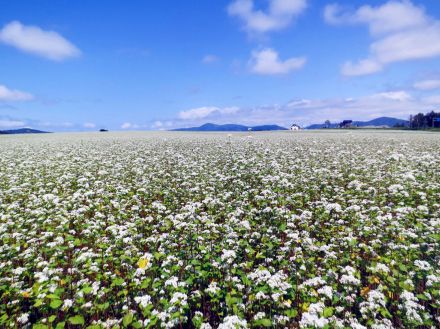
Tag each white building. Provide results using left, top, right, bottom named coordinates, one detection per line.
left=290, top=124, right=301, bottom=131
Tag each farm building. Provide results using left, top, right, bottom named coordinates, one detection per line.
left=290, top=124, right=301, bottom=131
left=339, top=120, right=353, bottom=128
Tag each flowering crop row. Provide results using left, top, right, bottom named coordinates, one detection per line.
left=0, top=131, right=439, bottom=328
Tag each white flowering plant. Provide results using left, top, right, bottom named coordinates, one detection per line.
left=0, top=131, right=438, bottom=328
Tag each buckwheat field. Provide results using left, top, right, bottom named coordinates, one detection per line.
left=0, top=131, right=439, bottom=329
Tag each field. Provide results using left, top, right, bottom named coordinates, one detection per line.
left=0, top=131, right=439, bottom=329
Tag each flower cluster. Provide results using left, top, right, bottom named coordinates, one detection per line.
left=0, top=131, right=439, bottom=328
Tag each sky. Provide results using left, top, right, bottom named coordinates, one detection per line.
left=1, top=0, right=440, bottom=131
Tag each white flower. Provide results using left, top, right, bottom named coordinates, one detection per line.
left=165, top=276, right=179, bottom=288
left=300, top=302, right=328, bottom=328
left=134, top=294, right=152, bottom=308
left=17, top=313, right=29, bottom=324
left=218, top=315, right=247, bottom=329
left=326, top=203, right=342, bottom=212
left=399, top=291, right=424, bottom=323
left=414, top=260, right=432, bottom=271
left=254, top=312, right=265, bottom=320
left=317, top=285, right=333, bottom=299
left=360, top=290, right=387, bottom=317
left=371, top=263, right=390, bottom=273
left=63, top=299, right=73, bottom=309
left=170, top=292, right=187, bottom=306
left=221, top=249, right=236, bottom=264
left=205, top=281, right=220, bottom=294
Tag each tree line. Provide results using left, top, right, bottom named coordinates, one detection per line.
left=409, top=111, right=440, bottom=129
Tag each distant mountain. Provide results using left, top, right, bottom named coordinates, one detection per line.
left=0, top=128, right=50, bottom=135
left=306, top=117, right=409, bottom=129
left=172, top=123, right=288, bottom=132
left=307, top=123, right=339, bottom=129
left=355, top=117, right=409, bottom=127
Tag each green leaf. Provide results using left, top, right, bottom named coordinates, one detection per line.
left=68, top=315, right=85, bottom=325
left=379, top=308, right=392, bottom=318
left=323, top=307, right=334, bottom=318
left=255, top=319, right=272, bottom=327
left=55, top=322, right=65, bottom=329
left=132, top=321, right=142, bottom=329
left=50, top=299, right=63, bottom=309
left=140, top=278, right=151, bottom=289
left=82, top=286, right=93, bottom=294
left=417, top=293, right=429, bottom=301
left=0, top=313, right=9, bottom=324
left=112, top=277, right=124, bottom=286
left=33, top=325, right=49, bottom=329
left=48, top=315, right=57, bottom=323
left=123, top=313, right=133, bottom=327
left=34, top=299, right=44, bottom=307
left=285, top=309, right=298, bottom=318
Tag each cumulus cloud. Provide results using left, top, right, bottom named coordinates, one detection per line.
left=0, top=84, right=34, bottom=101
left=179, top=106, right=239, bottom=120
left=83, top=122, right=96, bottom=129
left=228, top=0, right=307, bottom=33
left=171, top=90, right=438, bottom=128
left=121, top=122, right=133, bottom=129
left=413, top=79, right=440, bottom=90
left=0, top=119, right=25, bottom=129
left=153, top=120, right=163, bottom=128
left=0, top=21, right=80, bottom=61
left=341, top=59, right=383, bottom=76
left=151, top=120, right=174, bottom=130
left=325, top=1, right=440, bottom=76
left=372, top=91, right=412, bottom=101
left=249, top=48, right=306, bottom=75
left=422, top=95, right=440, bottom=105
left=202, top=54, right=220, bottom=64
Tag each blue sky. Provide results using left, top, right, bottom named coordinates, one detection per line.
left=1, top=0, right=440, bottom=131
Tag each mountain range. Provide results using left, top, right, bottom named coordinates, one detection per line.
left=0, top=117, right=409, bottom=134
left=306, top=117, right=409, bottom=129
left=172, top=123, right=288, bottom=132
left=172, top=117, right=409, bottom=131
left=0, top=128, right=49, bottom=135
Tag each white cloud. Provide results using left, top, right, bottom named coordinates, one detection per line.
left=153, top=120, right=163, bottom=128
left=179, top=107, right=217, bottom=120
left=341, top=59, right=382, bottom=76
left=0, top=84, right=33, bottom=101
left=0, top=21, right=80, bottom=61
left=422, top=95, right=440, bottom=105
left=228, top=0, right=307, bottom=33
left=325, top=1, right=428, bottom=35
left=202, top=54, right=220, bottom=64
left=121, top=122, right=133, bottom=129
left=325, top=1, right=440, bottom=76
left=371, top=25, right=440, bottom=64
left=179, top=106, right=239, bottom=120
left=372, top=91, right=412, bottom=102
left=414, top=79, right=440, bottom=90
left=324, top=4, right=350, bottom=25
left=83, top=122, right=96, bottom=129
left=0, top=119, right=25, bottom=128
left=170, top=90, right=440, bottom=128
left=151, top=120, right=175, bottom=130
left=249, top=48, right=306, bottom=75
